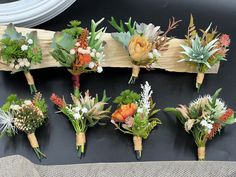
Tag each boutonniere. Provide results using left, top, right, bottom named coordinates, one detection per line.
left=165, top=89, right=235, bottom=160
left=111, top=81, right=161, bottom=159
left=51, top=19, right=106, bottom=97
left=179, top=15, right=231, bottom=91
left=109, top=17, right=181, bottom=84
left=50, top=91, right=110, bottom=158
left=0, top=93, right=48, bottom=160
left=0, top=24, right=42, bottom=93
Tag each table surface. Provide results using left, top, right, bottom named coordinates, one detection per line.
left=0, top=0, right=236, bottom=165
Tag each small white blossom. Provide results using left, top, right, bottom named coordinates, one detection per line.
left=14, top=65, right=20, bottom=70
left=81, top=107, right=88, bottom=113
left=92, top=48, right=96, bottom=53
left=97, top=66, right=103, bottom=73
left=70, top=49, right=76, bottom=55
left=21, top=45, right=28, bottom=51
left=78, top=48, right=83, bottom=53
left=137, top=107, right=143, bottom=113
left=19, top=61, right=25, bottom=67
left=73, top=106, right=81, bottom=113
left=152, top=49, right=161, bottom=58
left=148, top=52, right=153, bottom=59
left=10, top=105, right=21, bottom=110
left=73, top=113, right=81, bottom=119
left=88, top=62, right=95, bottom=69
left=200, top=120, right=208, bottom=126
left=9, top=63, right=15, bottom=69
left=96, top=52, right=101, bottom=58
left=90, top=52, right=95, bottom=58
left=25, top=61, right=30, bottom=67
left=27, top=39, right=33, bottom=45
left=75, top=42, right=80, bottom=47
left=24, top=100, right=32, bottom=105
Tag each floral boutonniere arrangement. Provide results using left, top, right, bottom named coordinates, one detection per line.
left=0, top=93, right=48, bottom=160
left=0, top=24, right=42, bottom=93
left=50, top=91, right=110, bottom=158
left=165, top=89, right=235, bottom=160
left=179, top=15, right=231, bottom=91
left=51, top=19, right=106, bottom=97
left=109, top=17, right=181, bottom=84
left=111, top=81, right=161, bottom=159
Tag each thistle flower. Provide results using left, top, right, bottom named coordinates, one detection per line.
left=0, top=109, right=16, bottom=135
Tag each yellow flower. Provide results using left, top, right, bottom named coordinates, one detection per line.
left=128, top=35, right=152, bottom=63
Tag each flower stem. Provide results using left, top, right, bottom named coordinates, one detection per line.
left=197, top=146, right=206, bottom=161
left=33, top=147, right=46, bottom=160
left=128, top=76, right=137, bottom=84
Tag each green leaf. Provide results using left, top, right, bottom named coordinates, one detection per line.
left=224, top=115, right=236, bottom=125
left=1, top=94, right=19, bottom=112
left=51, top=32, right=76, bottom=51
left=2, top=23, right=25, bottom=40
left=111, top=32, right=132, bottom=48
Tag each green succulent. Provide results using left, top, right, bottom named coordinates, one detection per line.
left=179, top=34, right=219, bottom=72
left=113, top=89, right=140, bottom=106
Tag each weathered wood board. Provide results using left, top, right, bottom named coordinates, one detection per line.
left=0, top=26, right=219, bottom=73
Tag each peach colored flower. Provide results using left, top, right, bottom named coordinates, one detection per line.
left=219, top=34, right=230, bottom=47
left=128, top=35, right=152, bottom=63
left=112, top=103, right=137, bottom=122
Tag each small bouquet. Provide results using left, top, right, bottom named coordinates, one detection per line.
left=51, top=19, right=106, bottom=97
left=111, top=81, right=161, bottom=159
left=165, top=89, right=235, bottom=160
left=179, top=15, right=231, bottom=91
left=50, top=91, right=110, bottom=158
left=0, top=93, right=48, bottom=160
left=0, top=24, right=43, bottom=93
left=109, top=17, right=181, bottom=84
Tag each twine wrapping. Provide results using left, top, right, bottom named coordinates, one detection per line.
left=76, top=132, right=86, bottom=146
left=133, top=136, right=142, bottom=151
left=132, top=65, right=140, bottom=78
left=72, top=74, right=80, bottom=89
left=198, top=146, right=206, bottom=160
left=196, top=72, right=205, bottom=85
left=27, top=133, right=39, bottom=148
left=24, top=72, right=35, bottom=86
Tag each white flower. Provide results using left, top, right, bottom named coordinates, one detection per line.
left=139, top=81, right=153, bottom=114
left=206, top=124, right=213, bottom=130
left=25, top=61, right=30, bottom=67
left=9, top=63, right=15, bottom=69
left=0, top=109, right=17, bottom=135
left=77, top=48, right=83, bottom=53
left=75, top=42, right=80, bottom=47
left=200, top=120, right=208, bottom=126
left=73, top=113, right=81, bottom=119
left=90, top=52, right=95, bottom=58
left=96, top=52, right=101, bottom=58
left=111, top=119, right=116, bottom=125
left=27, top=39, right=33, bottom=45
left=152, top=49, right=161, bottom=58
left=148, top=52, right=153, bottom=59
left=23, top=58, right=28, bottom=62
left=88, top=62, right=95, bottom=69
left=81, top=107, right=88, bottom=113
left=21, top=45, right=28, bottom=51
left=70, top=49, right=76, bottom=55
left=10, top=105, right=21, bottom=110
left=17, top=58, right=23, bottom=63
left=97, top=66, right=103, bottom=73
left=73, top=106, right=81, bottom=113
left=19, top=61, right=25, bottom=67
left=92, top=48, right=96, bottom=53
left=24, top=100, right=32, bottom=105
left=14, top=65, right=20, bottom=70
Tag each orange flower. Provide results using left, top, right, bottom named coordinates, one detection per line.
left=78, top=54, right=91, bottom=66
left=112, top=103, right=137, bottom=122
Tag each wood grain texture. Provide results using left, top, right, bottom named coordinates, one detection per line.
left=0, top=26, right=219, bottom=74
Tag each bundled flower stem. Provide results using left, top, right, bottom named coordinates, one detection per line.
left=50, top=91, right=110, bottom=158
left=51, top=19, right=106, bottom=97
left=0, top=24, right=43, bottom=93
left=165, top=89, right=236, bottom=160
left=109, top=17, right=181, bottom=84
left=0, top=93, right=48, bottom=160
left=111, top=81, right=161, bottom=159
left=179, top=15, right=231, bottom=91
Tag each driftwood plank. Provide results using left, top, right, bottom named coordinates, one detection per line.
left=0, top=26, right=219, bottom=73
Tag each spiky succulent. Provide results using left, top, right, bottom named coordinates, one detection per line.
left=179, top=34, right=219, bottom=70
